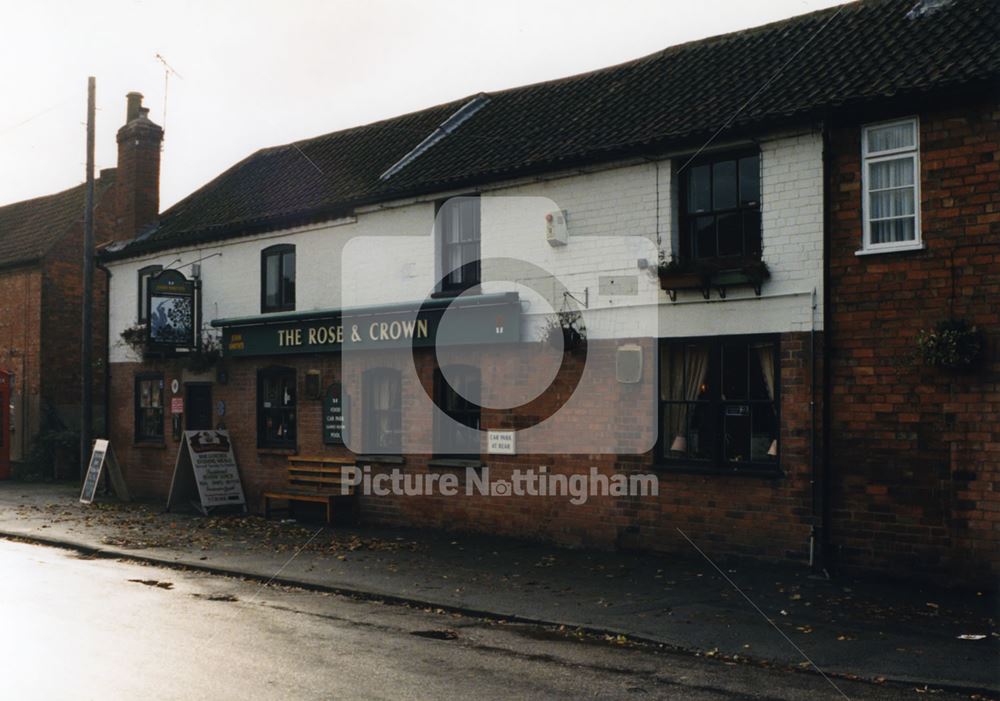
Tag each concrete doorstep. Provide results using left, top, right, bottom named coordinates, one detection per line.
left=0, top=482, right=996, bottom=694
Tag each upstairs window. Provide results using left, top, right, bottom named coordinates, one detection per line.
left=862, top=118, right=921, bottom=252
left=137, top=265, right=162, bottom=322
left=679, top=151, right=761, bottom=261
left=257, top=366, right=296, bottom=449
left=363, top=368, right=402, bottom=454
left=438, top=196, right=481, bottom=293
left=261, top=244, right=296, bottom=313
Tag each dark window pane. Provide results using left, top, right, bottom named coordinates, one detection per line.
left=722, top=343, right=748, bottom=400
left=687, top=164, right=711, bottom=213
left=688, top=403, right=714, bottom=460
left=739, top=156, right=760, bottom=206
left=724, top=408, right=751, bottom=462
left=743, top=211, right=762, bottom=257
left=282, top=252, right=296, bottom=306
left=717, top=213, right=742, bottom=257
left=258, top=368, right=296, bottom=448
left=712, top=160, right=737, bottom=210
left=694, top=216, right=716, bottom=259
left=750, top=406, right=778, bottom=462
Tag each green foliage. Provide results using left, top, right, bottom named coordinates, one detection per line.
left=916, top=318, right=983, bottom=369
left=15, top=429, right=79, bottom=481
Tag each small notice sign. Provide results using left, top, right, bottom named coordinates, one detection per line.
left=171, top=397, right=184, bottom=415
left=487, top=430, right=516, bottom=455
left=323, top=383, right=349, bottom=445
left=80, top=439, right=131, bottom=504
left=166, top=430, right=246, bottom=514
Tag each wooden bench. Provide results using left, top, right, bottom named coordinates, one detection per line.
left=262, top=455, right=357, bottom=524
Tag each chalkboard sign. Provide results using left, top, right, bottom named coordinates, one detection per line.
left=80, top=441, right=107, bottom=504
left=80, top=439, right=130, bottom=505
left=166, top=430, right=246, bottom=514
left=323, top=383, right=349, bottom=445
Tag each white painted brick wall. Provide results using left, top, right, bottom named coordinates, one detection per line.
left=107, top=130, right=823, bottom=363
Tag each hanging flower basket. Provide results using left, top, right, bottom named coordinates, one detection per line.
left=916, top=319, right=983, bottom=370
left=118, top=322, right=148, bottom=357
left=543, top=311, right=587, bottom=352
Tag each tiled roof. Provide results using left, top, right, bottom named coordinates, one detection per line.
left=0, top=177, right=115, bottom=270
left=108, top=0, right=1000, bottom=259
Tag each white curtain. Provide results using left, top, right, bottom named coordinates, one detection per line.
left=661, top=344, right=709, bottom=444
left=755, top=343, right=775, bottom=401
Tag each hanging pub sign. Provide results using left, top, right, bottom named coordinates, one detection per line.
left=147, top=269, right=196, bottom=351
left=213, top=291, right=521, bottom=358
left=323, top=383, right=349, bottom=445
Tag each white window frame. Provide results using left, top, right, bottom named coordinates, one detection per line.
left=858, top=117, right=923, bottom=255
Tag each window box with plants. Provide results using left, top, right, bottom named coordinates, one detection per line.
left=657, top=259, right=713, bottom=301
left=658, top=257, right=769, bottom=300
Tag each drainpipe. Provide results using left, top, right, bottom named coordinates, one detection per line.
left=96, top=260, right=112, bottom=443
left=812, top=116, right=835, bottom=577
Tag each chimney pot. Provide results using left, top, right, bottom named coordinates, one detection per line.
left=126, top=92, right=143, bottom=122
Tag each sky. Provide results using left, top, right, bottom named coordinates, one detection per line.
left=0, top=0, right=850, bottom=210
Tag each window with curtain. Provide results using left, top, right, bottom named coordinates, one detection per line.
left=134, top=374, right=164, bottom=442
left=659, top=336, right=779, bottom=470
left=363, top=368, right=402, bottom=454
left=437, top=196, right=481, bottom=293
left=261, top=244, right=296, bottom=313
left=257, top=366, right=296, bottom=448
left=862, top=118, right=921, bottom=251
left=679, top=151, right=761, bottom=261
left=434, top=365, right=481, bottom=458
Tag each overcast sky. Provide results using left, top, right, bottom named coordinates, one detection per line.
left=0, top=0, right=849, bottom=210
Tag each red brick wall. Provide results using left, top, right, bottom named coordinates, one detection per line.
left=109, top=330, right=817, bottom=562
left=38, top=183, right=116, bottom=434
left=827, top=97, right=1000, bottom=580
left=0, top=265, right=43, bottom=461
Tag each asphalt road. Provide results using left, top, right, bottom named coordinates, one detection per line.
left=0, top=539, right=983, bottom=700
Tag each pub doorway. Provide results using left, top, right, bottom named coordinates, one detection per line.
left=185, top=383, right=213, bottom=431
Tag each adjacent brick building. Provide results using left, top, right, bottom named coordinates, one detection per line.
left=826, top=94, right=1000, bottom=580
left=0, top=92, right=162, bottom=474
left=100, top=0, right=999, bottom=582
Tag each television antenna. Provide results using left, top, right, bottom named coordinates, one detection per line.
left=155, top=53, right=183, bottom=132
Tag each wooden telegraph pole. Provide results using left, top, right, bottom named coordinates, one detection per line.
left=80, top=77, right=95, bottom=480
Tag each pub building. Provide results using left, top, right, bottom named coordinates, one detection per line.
left=100, top=0, right=1000, bottom=582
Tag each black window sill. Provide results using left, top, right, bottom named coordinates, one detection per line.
left=356, top=454, right=406, bottom=465
left=654, top=462, right=784, bottom=479
left=258, top=447, right=297, bottom=455
left=428, top=458, right=484, bottom=469
left=133, top=440, right=166, bottom=449
left=260, top=307, right=296, bottom=315
left=430, top=287, right=480, bottom=300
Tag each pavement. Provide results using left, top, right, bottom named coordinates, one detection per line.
left=0, top=481, right=997, bottom=695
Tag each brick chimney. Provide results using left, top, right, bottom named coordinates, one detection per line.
left=114, top=92, right=163, bottom=240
